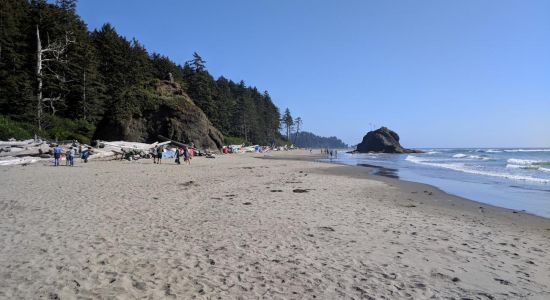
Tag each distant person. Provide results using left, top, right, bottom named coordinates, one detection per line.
left=65, top=148, right=71, bottom=166
left=183, top=146, right=190, bottom=165
left=53, top=144, right=62, bottom=166
left=152, top=146, right=158, bottom=163
left=81, top=147, right=90, bottom=163
left=156, top=146, right=163, bottom=164
left=175, top=147, right=182, bottom=164
left=335, top=150, right=338, bottom=158
left=188, top=147, right=194, bottom=159
left=329, top=150, right=333, bottom=158
left=69, top=147, right=76, bottom=166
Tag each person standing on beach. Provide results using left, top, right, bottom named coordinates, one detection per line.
left=152, top=146, right=158, bottom=163
left=175, top=147, right=181, bottom=164
left=183, top=146, right=190, bottom=165
left=69, top=147, right=75, bottom=166
left=53, top=144, right=62, bottom=166
left=157, top=146, right=163, bottom=164
left=65, top=148, right=71, bottom=166
left=188, top=147, right=194, bottom=160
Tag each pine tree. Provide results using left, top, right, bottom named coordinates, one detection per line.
left=282, top=108, right=293, bottom=142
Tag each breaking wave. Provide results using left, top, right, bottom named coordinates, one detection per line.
left=406, top=155, right=550, bottom=184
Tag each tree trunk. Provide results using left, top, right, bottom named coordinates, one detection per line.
left=36, top=26, right=43, bottom=130
left=82, top=71, right=86, bottom=119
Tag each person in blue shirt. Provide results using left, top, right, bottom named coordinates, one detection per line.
left=53, top=144, right=62, bottom=166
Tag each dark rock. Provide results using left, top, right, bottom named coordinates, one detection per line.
left=94, top=80, right=223, bottom=151
left=356, top=127, right=422, bottom=154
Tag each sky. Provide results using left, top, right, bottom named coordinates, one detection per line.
left=76, top=0, right=550, bottom=148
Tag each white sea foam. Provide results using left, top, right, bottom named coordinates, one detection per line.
left=507, top=158, right=550, bottom=166
left=406, top=155, right=550, bottom=184
left=486, top=149, right=502, bottom=153
left=504, top=149, right=550, bottom=153
left=451, top=153, right=491, bottom=160
left=425, top=151, right=440, bottom=155
left=505, top=164, right=538, bottom=170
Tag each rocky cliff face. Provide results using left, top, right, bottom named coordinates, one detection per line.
left=94, top=80, right=223, bottom=150
left=356, top=127, right=421, bottom=153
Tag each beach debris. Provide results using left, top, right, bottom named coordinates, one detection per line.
left=318, top=226, right=335, bottom=232
left=494, top=278, right=512, bottom=285
left=242, top=202, right=252, bottom=205
left=292, top=189, right=309, bottom=193
left=0, top=156, right=40, bottom=166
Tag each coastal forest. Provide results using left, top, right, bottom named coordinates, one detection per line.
left=292, top=132, right=349, bottom=149
left=0, top=0, right=286, bottom=147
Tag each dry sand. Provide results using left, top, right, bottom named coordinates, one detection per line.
left=0, top=150, right=549, bottom=299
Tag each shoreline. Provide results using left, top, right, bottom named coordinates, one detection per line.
left=262, top=151, right=550, bottom=223
left=1, top=150, right=549, bottom=298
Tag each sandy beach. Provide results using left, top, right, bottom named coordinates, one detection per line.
left=1, top=150, right=549, bottom=299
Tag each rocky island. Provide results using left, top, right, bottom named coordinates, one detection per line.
left=356, top=127, right=423, bottom=153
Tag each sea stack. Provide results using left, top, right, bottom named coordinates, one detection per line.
left=356, top=127, right=422, bottom=153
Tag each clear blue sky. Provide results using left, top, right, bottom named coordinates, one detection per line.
left=76, top=0, right=550, bottom=148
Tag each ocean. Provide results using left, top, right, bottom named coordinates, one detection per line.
left=321, top=148, right=550, bottom=218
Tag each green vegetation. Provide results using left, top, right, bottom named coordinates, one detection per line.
left=0, top=0, right=284, bottom=146
left=0, top=115, right=95, bottom=144
left=224, top=136, right=246, bottom=146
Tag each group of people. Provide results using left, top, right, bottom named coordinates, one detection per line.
left=153, top=145, right=193, bottom=165
left=53, top=144, right=76, bottom=167
left=321, top=148, right=338, bottom=158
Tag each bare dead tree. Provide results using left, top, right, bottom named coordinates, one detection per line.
left=36, top=25, right=74, bottom=129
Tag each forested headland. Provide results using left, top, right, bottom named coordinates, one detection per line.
left=0, top=0, right=287, bottom=148
left=292, top=131, right=349, bottom=149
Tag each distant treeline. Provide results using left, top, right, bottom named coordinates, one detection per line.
left=0, top=0, right=281, bottom=145
left=292, top=131, right=349, bottom=149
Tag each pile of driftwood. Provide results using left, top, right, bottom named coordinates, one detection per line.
left=0, top=136, right=215, bottom=166
left=0, top=139, right=51, bottom=158
left=0, top=138, right=91, bottom=166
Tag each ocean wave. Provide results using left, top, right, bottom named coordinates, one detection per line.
left=486, top=149, right=503, bottom=153
left=452, top=154, right=492, bottom=160
left=504, top=149, right=550, bottom=153
left=506, top=164, right=538, bottom=170
left=406, top=155, right=550, bottom=184
left=425, top=151, right=440, bottom=155
left=507, top=158, right=550, bottom=166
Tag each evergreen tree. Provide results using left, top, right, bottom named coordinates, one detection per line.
left=0, top=2, right=294, bottom=145
left=282, top=108, right=293, bottom=142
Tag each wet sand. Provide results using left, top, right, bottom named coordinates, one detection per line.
left=1, top=150, right=549, bottom=299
